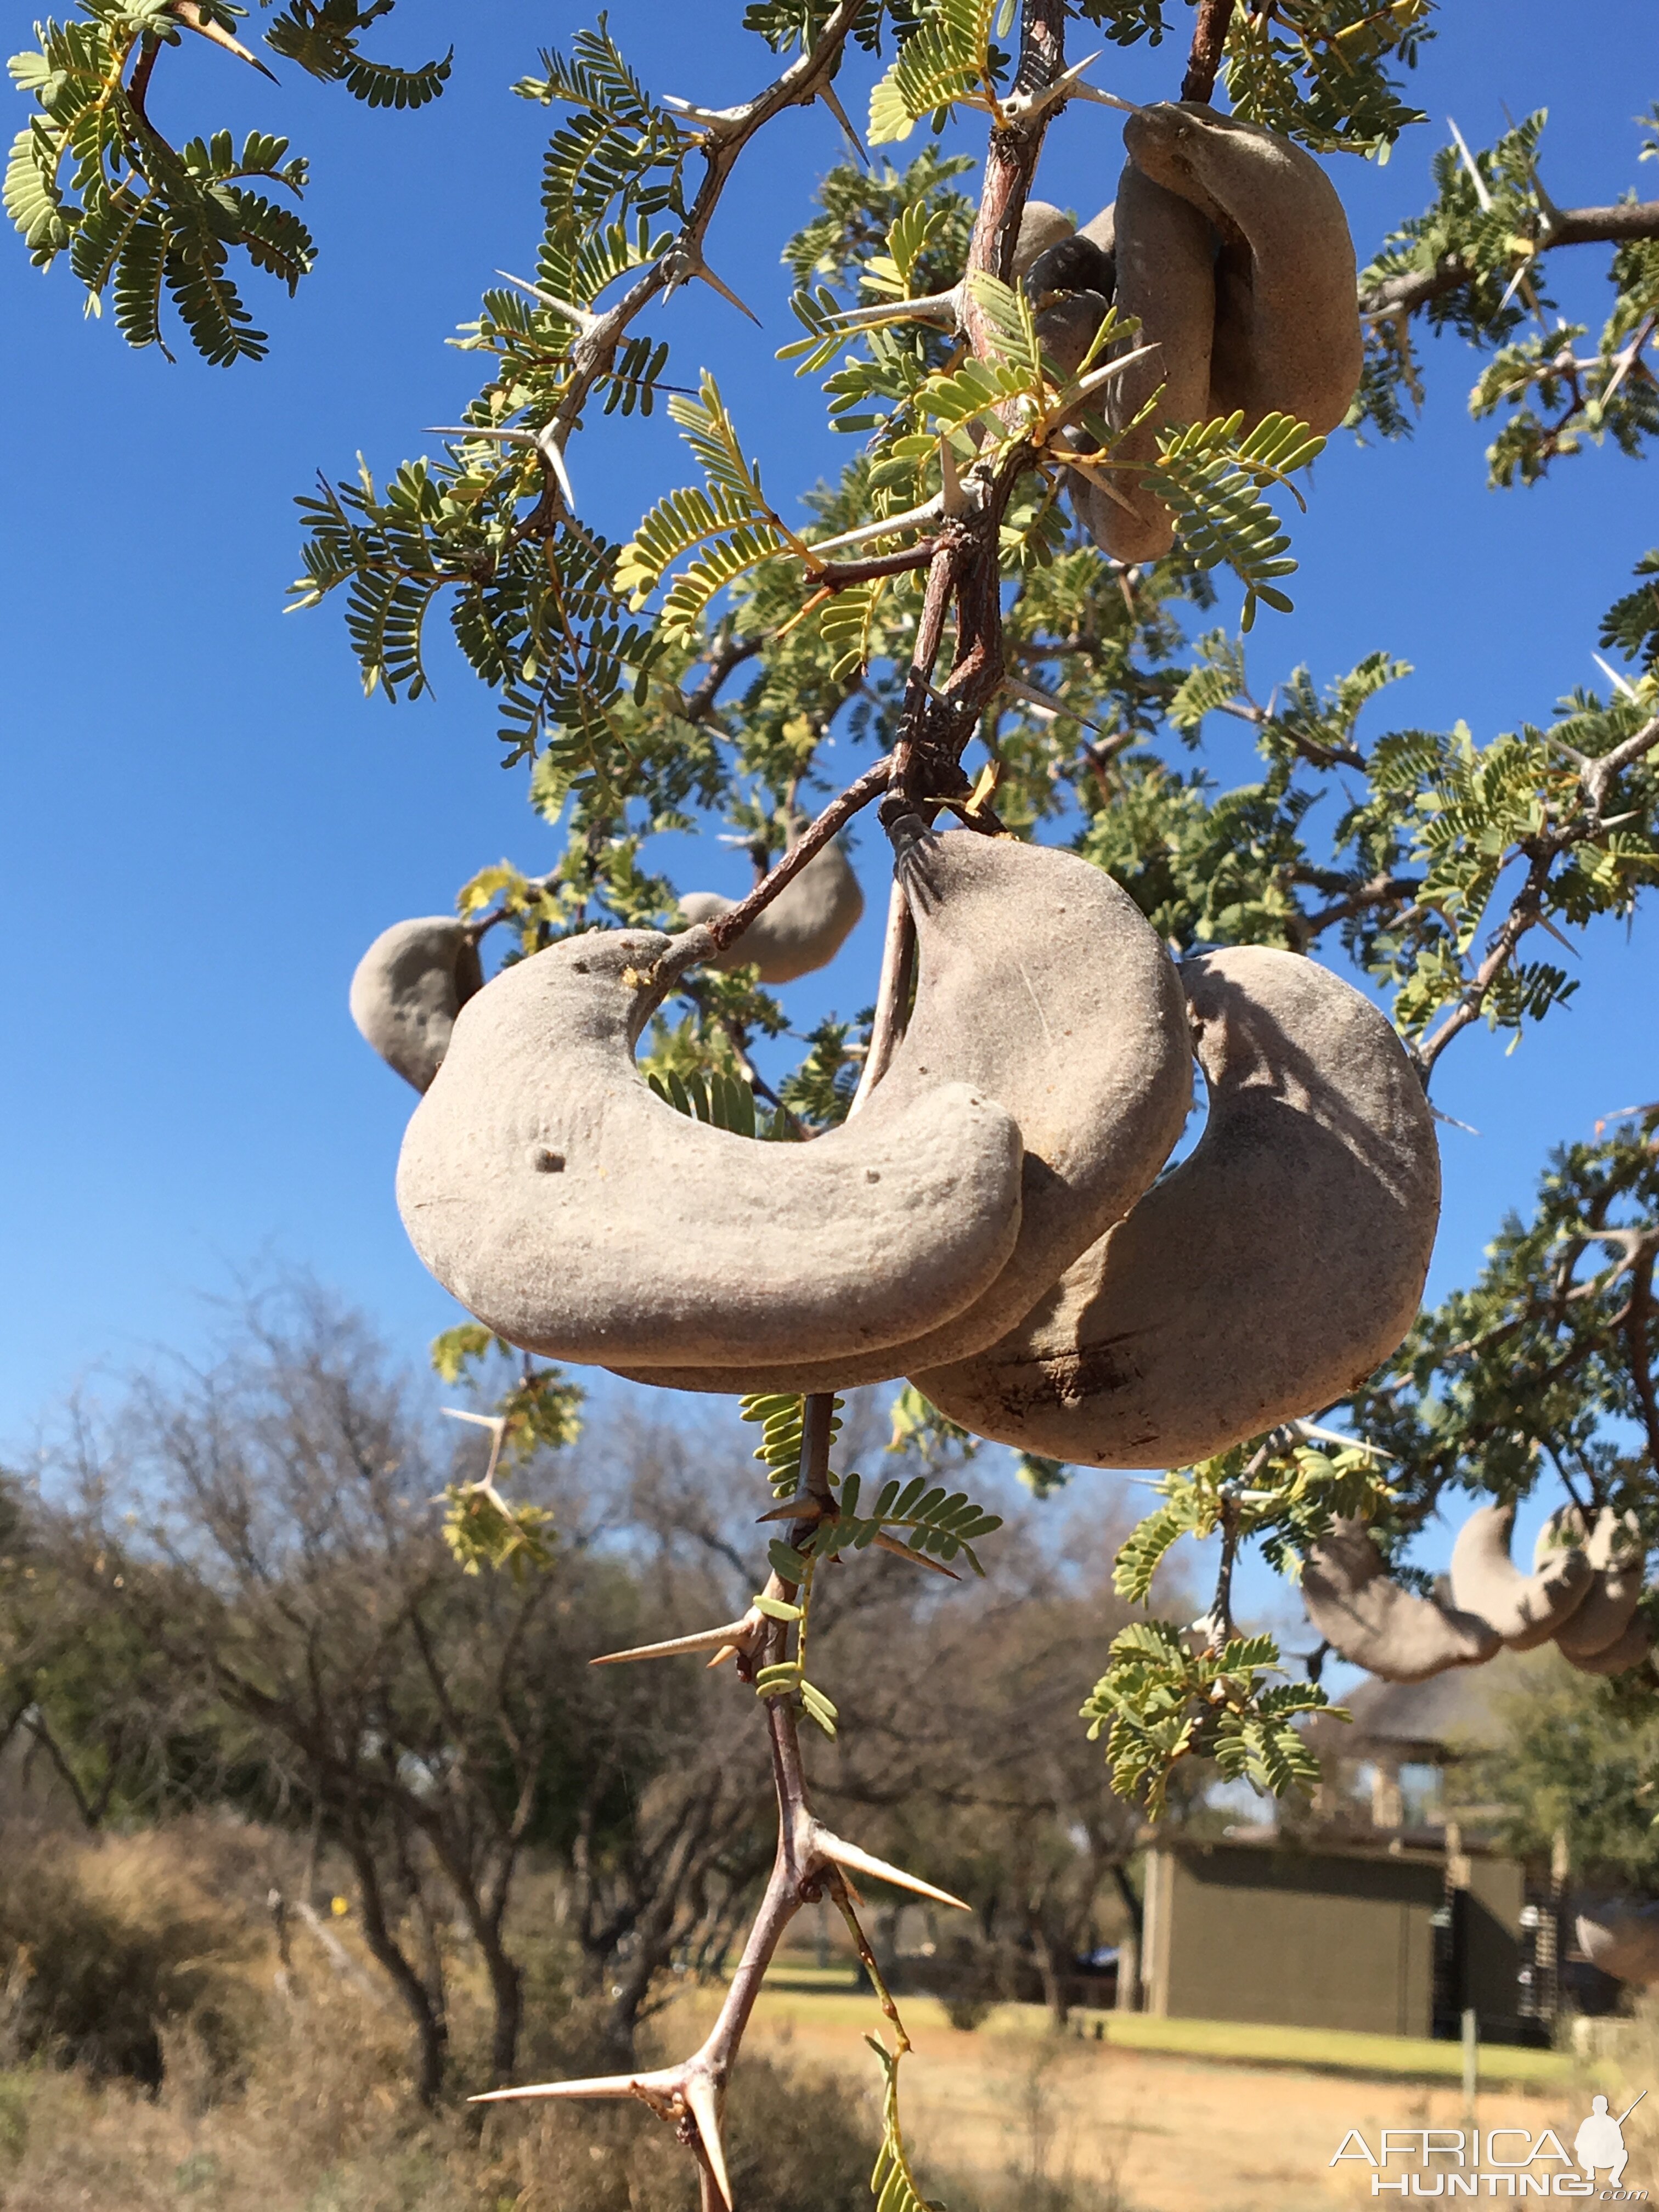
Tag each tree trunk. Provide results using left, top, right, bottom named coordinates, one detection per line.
left=344, top=1831, right=449, bottom=2105
left=479, top=1927, right=523, bottom=2087
left=1030, top=1919, right=1070, bottom=2030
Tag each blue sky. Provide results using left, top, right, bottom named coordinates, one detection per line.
left=2, top=2, right=1654, bottom=1613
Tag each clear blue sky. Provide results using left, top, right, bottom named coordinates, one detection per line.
left=2, top=3, right=1654, bottom=1616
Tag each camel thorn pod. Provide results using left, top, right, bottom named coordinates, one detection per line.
left=1563, top=1612, right=1654, bottom=1676
left=1035, top=290, right=1114, bottom=381
left=349, top=917, right=484, bottom=1094
left=1011, top=198, right=1077, bottom=281
left=913, top=944, right=1441, bottom=1469
left=1534, top=1504, right=1647, bottom=1659
left=1301, top=1518, right=1501, bottom=1681
left=678, top=835, right=863, bottom=985
left=1076, top=160, right=1214, bottom=563
left=611, top=832, right=1192, bottom=1395
left=1576, top=1900, right=1659, bottom=1984
left=1122, top=102, right=1362, bottom=438
left=1448, top=1501, right=1594, bottom=1649
left=396, top=926, right=1025, bottom=1369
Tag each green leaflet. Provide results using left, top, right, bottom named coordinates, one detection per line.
left=740, top=1390, right=844, bottom=1500
left=264, top=3, right=451, bottom=109
left=1153, top=413, right=1327, bottom=631
left=648, top=1066, right=759, bottom=1139
left=868, top=0, right=1003, bottom=146
left=616, top=374, right=802, bottom=641
left=1081, top=1622, right=1344, bottom=1816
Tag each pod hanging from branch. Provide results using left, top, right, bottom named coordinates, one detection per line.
left=1534, top=1505, right=1647, bottom=1660
left=613, top=834, right=1192, bottom=1394
left=913, top=945, right=1442, bottom=1468
left=1123, top=101, right=1362, bottom=437
left=1448, top=1502, right=1593, bottom=1650
left=679, top=836, right=864, bottom=985
left=1301, top=1518, right=1501, bottom=1682
left=396, top=928, right=1024, bottom=1368
left=349, top=917, right=483, bottom=1094
left=1077, top=162, right=1215, bottom=563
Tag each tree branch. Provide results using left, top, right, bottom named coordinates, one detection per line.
left=1361, top=205, right=1659, bottom=319
left=535, top=3, right=868, bottom=499
left=1180, top=0, right=1237, bottom=106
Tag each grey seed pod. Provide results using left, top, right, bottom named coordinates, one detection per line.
left=914, top=944, right=1442, bottom=1468
left=1123, top=101, right=1362, bottom=437
left=678, top=837, right=863, bottom=985
left=1074, top=161, right=1215, bottom=564
left=1534, top=1505, right=1647, bottom=1659
left=396, top=928, right=1025, bottom=1369
left=1563, top=1613, right=1654, bottom=1675
left=1302, top=1518, right=1500, bottom=1681
left=614, top=836, right=1192, bottom=1395
left=349, top=917, right=483, bottom=1094
left=1035, top=291, right=1113, bottom=381
left=1576, top=1900, right=1659, bottom=1982
left=1024, top=233, right=1116, bottom=308
left=1011, top=199, right=1077, bottom=281
left=1448, top=1501, right=1593, bottom=1650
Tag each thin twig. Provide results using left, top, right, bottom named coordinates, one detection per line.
left=701, top=757, right=893, bottom=960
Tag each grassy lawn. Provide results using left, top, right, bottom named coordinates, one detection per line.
left=755, top=1966, right=1575, bottom=2087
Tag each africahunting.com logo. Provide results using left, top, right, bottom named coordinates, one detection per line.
left=1331, top=2097, right=1649, bottom=2197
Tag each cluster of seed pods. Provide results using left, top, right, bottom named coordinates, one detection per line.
left=1019, top=101, right=1363, bottom=560
left=1304, top=1499, right=1654, bottom=1684
left=357, top=816, right=1443, bottom=1525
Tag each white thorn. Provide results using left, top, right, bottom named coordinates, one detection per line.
left=684, top=2075, right=733, bottom=2209
left=808, top=496, right=945, bottom=558
left=1447, top=117, right=1494, bottom=213
left=443, top=1407, right=505, bottom=1435
left=816, top=1829, right=972, bottom=1912
left=1594, top=652, right=1641, bottom=702
left=817, top=78, right=867, bottom=164
left=589, top=1615, right=760, bottom=1667
left=495, top=271, right=599, bottom=333
left=870, top=1529, right=959, bottom=1579
left=426, top=424, right=535, bottom=444
left=833, top=289, right=960, bottom=334
left=171, top=2, right=279, bottom=80
left=536, top=427, right=577, bottom=512
left=675, top=253, right=761, bottom=326
left=471, top=2064, right=669, bottom=2106
left=940, top=437, right=967, bottom=517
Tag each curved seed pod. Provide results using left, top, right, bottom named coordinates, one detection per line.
left=1122, top=101, right=1362, bottom=437
left=349, top=917, right=483, bottom=1094
left=1535, top=1505, right=1647, bottom=1658
left=678, top=837, right=863, bottom=985
left=396, top=928, right=1025, bottom=1368
left=1301, top=1519, right=1501, bottom=1681
left=1564, top=1612, right=1654, bottom=1676
left=1576, top=1900, right=1659, bottom=1983
left=1073, top=161, right=1215, bottom=563
left=1024, top=232, right=1116, bottom=309
left=1036, top=291, right=1112, bottom=380
left=614, top=835, right=1192, bottom=1394
left=1448, top=1502, right=1593, bottom=1650
left=1012, top=199, right=1077, bottom=280
left=915, top=945, right=1441, bottom=1469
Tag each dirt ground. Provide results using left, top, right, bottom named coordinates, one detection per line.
left=723, top=1989, right=1592, bottom=2212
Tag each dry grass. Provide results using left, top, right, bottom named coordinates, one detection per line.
left=0, top=1821, right=1645, bottom=2212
